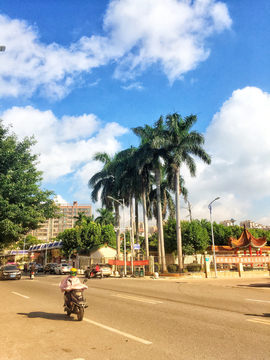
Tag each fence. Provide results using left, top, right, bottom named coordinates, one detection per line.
left=78, top=253, right=270, bottom=276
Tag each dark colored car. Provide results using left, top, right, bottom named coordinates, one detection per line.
left=0, top=265, right=21, bottom=280
left=84, top=263, right=112, bottom=278
left=44, top=263, right=57, bottom=274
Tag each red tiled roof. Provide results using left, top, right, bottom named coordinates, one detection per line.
left=227, top=228, right=267, bottom=249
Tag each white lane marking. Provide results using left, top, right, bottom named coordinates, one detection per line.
left=247, top=318, right=270, bottom=326
left=112, top=294, right=163, bottom=304
left=246, top=299, right=270, bottom=304
left=12, top=292, right=30, bottom=299
left=83, top=318, right=152, bottom=345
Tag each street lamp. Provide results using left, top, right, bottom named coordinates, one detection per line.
left=108, top=196, right=126, bottom=277
left=208, top=197, right=220, bottom=278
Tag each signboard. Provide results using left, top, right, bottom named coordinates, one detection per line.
left=133, top=244, right=140, bottom=250
left=216, top=256, right=270, bottom=264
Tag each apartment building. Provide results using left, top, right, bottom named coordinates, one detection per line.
left=220, top=219, right=236, bottom=227
left=30, top=201, right=92, bottom=242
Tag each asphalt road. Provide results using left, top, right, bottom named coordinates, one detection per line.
left=1, top=273, right=270, bottom=360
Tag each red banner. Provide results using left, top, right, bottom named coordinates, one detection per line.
left=216, top=256, right=270, bottom=264
left=108, top=259, right=149, bottom=266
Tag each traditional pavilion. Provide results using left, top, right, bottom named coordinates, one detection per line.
left=227, top=226, right=267, bottom=256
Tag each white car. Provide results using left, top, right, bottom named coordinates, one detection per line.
left=54, top=263, right=72, bottom=275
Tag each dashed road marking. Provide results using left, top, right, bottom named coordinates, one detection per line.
left=112, top=294, right=163, bottom=304
left=83, top=317, right=152, bottom=345
left=246, top=299, right=270, bottom=304
left=12, top=292, right=30, bottom=299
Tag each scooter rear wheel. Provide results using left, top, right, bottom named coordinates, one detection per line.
left=66, top=308, right=71, bottom=316
left=77, top=307, right=84, bottom=321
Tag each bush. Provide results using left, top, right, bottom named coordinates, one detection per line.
left=167, top=264, right=179, bottom=273
left=154, top=263, right=162, bottom=273
left=187, top=263, right=202, bottom=272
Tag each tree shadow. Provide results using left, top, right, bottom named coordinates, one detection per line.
left=237, top=283, right=270, bottom=288
left=245, top=313, right=270, bottom=318
left=17, top=312, right=76, bottom=321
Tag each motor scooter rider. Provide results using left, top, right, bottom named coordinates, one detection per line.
left=93, top=263, right=101, bottom=276
left=30, top=263, right=36, bottom=278
left=59, top=268, right=88, bottom=306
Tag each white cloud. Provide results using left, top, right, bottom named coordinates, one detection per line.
left=182, top=86, right=270, bottom=225
left=54, top=195, right=68, bottom=205
left=121, top=82, right=144, bottom=91
left=1, top=106, right=128, bottom=183
left=0, top=0, right=231, bottom=99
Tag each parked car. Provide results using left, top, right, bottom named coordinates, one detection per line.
left=0, top=265, right=21, bottom=280
left=84, top=263, right=112, bottom=278
left=44, top=263, right=57, bottom=274
left=36, top=264, right=44, bottom=272
left=54, top=263, right=72, bottom=275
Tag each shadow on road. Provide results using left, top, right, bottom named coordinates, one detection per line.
left=245, top=313, right=270, bottom=318
left=237, top=282, right=270, bottom=288
left=17, top=312, right=76, bottom=321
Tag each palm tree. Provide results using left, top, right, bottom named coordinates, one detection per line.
left=114, top=147, right=140, bottom=251
left=88, top=152, right=121, bottom=257
left=95, top=208, right=115, bottom=226
left=132, top=118, right=167, bottom=270
left=164, top=113, right=211, bottom=271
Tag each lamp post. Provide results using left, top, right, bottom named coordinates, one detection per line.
left=108, top=196, right=126, bottom=276
left=208, top=197, right=220, bottom=278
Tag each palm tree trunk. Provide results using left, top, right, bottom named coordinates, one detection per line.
left=142, top=188, right=149, bottom=257
left=129, top=194, right=134, bottom=252
left=135, top=198, right=139, bottom=244
left=114, top=202, right=121, bottom=258
left=175, top=167, right=183, bottom=271
left=157, top=218, right=161, bottom=263
left=155, top=168, right=166, bottom=272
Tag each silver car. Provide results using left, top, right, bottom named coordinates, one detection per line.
left=54, top=263, right=72, bottom=275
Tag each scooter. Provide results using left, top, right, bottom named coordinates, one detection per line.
left=64, top=280, right=88, bottom=321
left=88, top=270, right=103, bottom=279
left=30, top=271, right=35, bottom=280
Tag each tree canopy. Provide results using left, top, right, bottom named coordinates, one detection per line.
left=0, top=122, right=59, bottom=246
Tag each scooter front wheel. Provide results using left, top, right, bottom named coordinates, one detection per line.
left=77, top=307, right=84, bottom=321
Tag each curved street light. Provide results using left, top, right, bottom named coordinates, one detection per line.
left=208, top=197, right=220, bottom=278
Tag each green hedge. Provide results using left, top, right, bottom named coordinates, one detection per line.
left=167, top=264, right=179, bottom=273
left=187, top=263, right=202, bottom=272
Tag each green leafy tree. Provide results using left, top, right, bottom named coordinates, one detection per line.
left=15, top=235, right=39, bottom=250
left=101, top=224, right=116, bottom=248
left=58, top=227, right=82, bottom=257
left=0, top=122, right=59, bottom=246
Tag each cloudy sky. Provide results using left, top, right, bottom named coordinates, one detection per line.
left=0, top=0, right=270, bottom=226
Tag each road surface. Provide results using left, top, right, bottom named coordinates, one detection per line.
left=1, top=273, right=270, bottom=360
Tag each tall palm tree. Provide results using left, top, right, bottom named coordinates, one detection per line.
left=132, top=118, right=167, bottom=270
left=114, top=147, right=140, bottom=251
left=164, top=113, right=211, bottom=271
left=88, top=152, right=121, bottom=257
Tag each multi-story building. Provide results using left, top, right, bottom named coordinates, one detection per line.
left=220, top=219, right=236, bottom=227
left=29, top=201, right=92, bottom=242
left=239, top=220, right=270, bottom=231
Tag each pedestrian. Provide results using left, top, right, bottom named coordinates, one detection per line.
left=24, top=263, right=27, bottom=273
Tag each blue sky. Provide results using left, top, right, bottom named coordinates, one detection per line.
left=0, top=0, right=270, bottom=226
